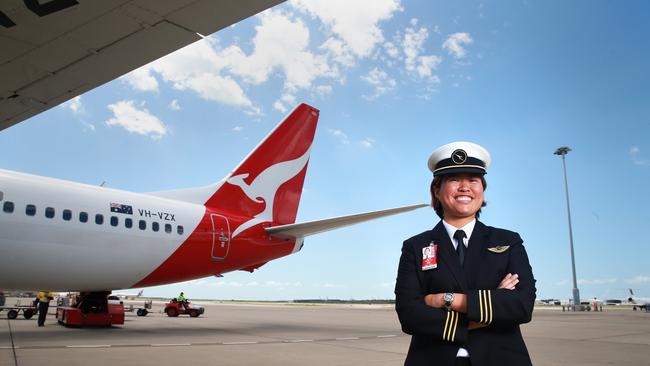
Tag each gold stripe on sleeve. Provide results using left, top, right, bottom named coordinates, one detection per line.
left=487, top=289, right=493, bottom=325
left=450, top=311, right=458, bottom=342
left=443, top=310, right=451, bottom=341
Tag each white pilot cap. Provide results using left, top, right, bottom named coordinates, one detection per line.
left=427, top=141, right=491, bottom=176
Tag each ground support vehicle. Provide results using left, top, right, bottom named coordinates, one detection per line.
left=164, top=299, right=204, bottom=317
left=124, top=299, right=153, bottom=316
left=0, top=303, right=38, bottom=319
left=56, top=291, right=124, bottom=326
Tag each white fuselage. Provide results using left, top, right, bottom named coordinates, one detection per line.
left=0, top=169, right=204, bottom=291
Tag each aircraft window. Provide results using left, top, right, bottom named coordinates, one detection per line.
left=177, top=225, right=184, bottom=235
left=63, top=209, right=72, bottom=221
left=45, top=207, right=55, bottom=218
left=79, top=212, right=88, bottom=223
left=3, top=201, right=14, bottom=213
left=165, top=223, right=172, bottom=233
left=110, top=216, right=118, bottom=227
left=152, top=222, right=159, bottom=232
left=139, top=220, right=146, bottom=230
left=95, top=214, right=104, bottom=225
left=125, top=218, right=133, bottom=228
left=26, top=204, right=36, bottom=216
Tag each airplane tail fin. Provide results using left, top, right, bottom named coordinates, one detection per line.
left=205, top=104, right=319, bottom=237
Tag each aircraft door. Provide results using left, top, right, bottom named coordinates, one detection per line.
left=210, top=214, right=231, bottom=261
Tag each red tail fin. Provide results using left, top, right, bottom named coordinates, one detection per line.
left=205, top=103, right=319, bottom=237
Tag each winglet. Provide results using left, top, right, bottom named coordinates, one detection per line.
left=264, top=204, right=428, bottom=239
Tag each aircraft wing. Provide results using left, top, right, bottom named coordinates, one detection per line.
left=265, top=204, right=429, bottom=239
left=0, top=0, right=284, bottom=131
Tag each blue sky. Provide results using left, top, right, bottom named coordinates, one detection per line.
left=1, top=0, right=649, bottom=302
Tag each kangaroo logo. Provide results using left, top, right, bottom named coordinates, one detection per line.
left=226, top=148, right=311, bottom=238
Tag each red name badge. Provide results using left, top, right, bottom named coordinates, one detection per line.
left=422, top=242, right=438, bottom=270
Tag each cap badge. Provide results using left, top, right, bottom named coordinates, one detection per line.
left=451, top=149, right=467, bottom=164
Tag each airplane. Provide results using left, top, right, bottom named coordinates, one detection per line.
left=0, top=2, right=427, bottom=325
left=115, top=289, right=144, bottom=300
left=604, top=289, right=650, bottom=307
left=0, top=103, right=426, bottom=324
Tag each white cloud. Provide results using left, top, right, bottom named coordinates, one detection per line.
left=625, top=275, right=650, bottom=284
left=416, top=83, right=440, bottom=100
left=80, top=120, right=95, bottom=132
left=384, top=41, right=399, bottom=59
left=105, top=100, right=167, bottom=139
left=273, top=93, right=298, bottom=113
left=629, top=146, right=650, bottom=166
left=315, top=84, right=333, bottom=96
left=233, top=126, right=243, bottom=132
left=577, top=278, right=617, bottom=285
left=121, top=67, right=159, bottom=91
left=443, top=32, right=473, bottom=59
left=136, top=38, right=260, bottom=115
left=416, top=55, right=443, bottom=78
left=273, top=101, right=288, bottom=113
left=321, top=37, right=356, bottom=67
left=291, top=0, right=402, bottom=59
left=328, top=128, right=350, bottom=145
left=223, top=10, right=334, bottom=92
left=403, top=21, right=442, bottom=80
left=361, top=67, right=396, bottom=100
left=63, top=95, right=83, bottom=113
left=169, top=99, right=181, bottom=111
left=360, top=137, right=376, bottom=148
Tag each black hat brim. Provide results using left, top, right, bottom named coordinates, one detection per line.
left=434, top=166, right=486, bottom=177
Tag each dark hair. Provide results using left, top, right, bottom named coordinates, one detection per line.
left=430, top=174, right=487, bottom=219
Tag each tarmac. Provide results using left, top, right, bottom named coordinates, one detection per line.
left=1, top=300, right=649, bottom=366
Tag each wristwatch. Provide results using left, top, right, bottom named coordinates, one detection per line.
left=443, top=292, right=455, bottom=310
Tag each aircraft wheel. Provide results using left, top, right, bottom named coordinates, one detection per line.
left=165, top=307, right=178, bottom=317
left=137, top=309, right=148, bottom=316
left=23, top=309, right=35, bottom=319
left=189, top=309, right=199, bottom=318
left=7, top=310, right=18, bottom=319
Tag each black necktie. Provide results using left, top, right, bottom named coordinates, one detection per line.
left=454, top=230, right=467, bottom=267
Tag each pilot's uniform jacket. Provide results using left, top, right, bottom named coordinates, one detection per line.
left=395, top=220, right=536, bottom=366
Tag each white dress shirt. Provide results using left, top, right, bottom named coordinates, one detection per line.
left=442, top=219, right=476, bottom=358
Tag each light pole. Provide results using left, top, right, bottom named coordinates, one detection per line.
left=554, top=147, right=581, bottom=310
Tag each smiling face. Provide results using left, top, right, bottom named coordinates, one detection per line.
left=434, top=173, right=485, bottom=227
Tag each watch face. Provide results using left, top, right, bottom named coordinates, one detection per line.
left=444, top=293, right=453, bottom=304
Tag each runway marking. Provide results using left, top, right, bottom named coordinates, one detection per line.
left=8, top=334, right=407, bottom=350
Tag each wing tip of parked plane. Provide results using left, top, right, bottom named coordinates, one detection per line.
left=265, top=203, right=429, bottom=239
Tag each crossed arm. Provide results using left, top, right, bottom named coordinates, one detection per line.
left=424, top=273, right=520, bottom=329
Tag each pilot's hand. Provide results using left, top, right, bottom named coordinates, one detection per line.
left=498, top=273, right=519, bottom=290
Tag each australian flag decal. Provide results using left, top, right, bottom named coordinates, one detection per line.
left=110, top=203, right=133, bottom=215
